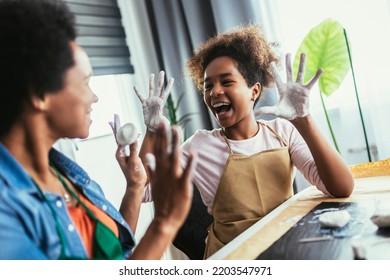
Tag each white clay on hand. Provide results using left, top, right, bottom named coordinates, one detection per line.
left=133, top=71, right=174, bottom=132
left=116, top=123, right=138, bottom=146
left=318, top=210, right=351, bottom=228
left=145, top=153, right=156, bottom=172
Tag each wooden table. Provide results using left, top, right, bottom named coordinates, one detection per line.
left=208, top=176, right=390, bottom=260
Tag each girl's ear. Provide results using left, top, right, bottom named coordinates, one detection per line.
left=251, top=82, right=262, bottom=102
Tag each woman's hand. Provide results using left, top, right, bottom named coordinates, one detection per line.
left=109, top=114, right=146, bottom=190
left=109, top=114, right=147, bottom=233
left=147, top=122, right=197, bottom=233
left=129, top=122, right=197, bottom=260
left=255, top=53, right=323, bottom=120
left=134, top=71, right=174, bottom=132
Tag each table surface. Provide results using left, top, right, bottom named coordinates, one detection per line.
left=208, top=176, right=390, bottom=260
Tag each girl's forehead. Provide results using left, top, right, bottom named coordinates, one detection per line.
left=204, top=56, right=239, bottom=76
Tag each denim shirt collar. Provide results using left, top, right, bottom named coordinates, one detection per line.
left=49, top=148, right=90, bottom=189
left=0, top=144, right=89, bottom=192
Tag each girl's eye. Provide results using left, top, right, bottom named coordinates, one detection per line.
left=223, top=80, right=233, bottom=85
left=204, top=84, right=212, bottom=90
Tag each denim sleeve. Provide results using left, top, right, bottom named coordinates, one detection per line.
left=0, top=177, right=69, bottom=260
left=0, top=196, right=49, bottom=260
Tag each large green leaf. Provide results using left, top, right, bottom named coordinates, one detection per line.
left=293, top=18, right=350, bottom=96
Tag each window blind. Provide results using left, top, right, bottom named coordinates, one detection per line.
left=64, top=0, right=134, bottom=75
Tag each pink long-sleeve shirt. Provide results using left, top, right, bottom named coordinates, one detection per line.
left=144, top=118, right=328, bottom=214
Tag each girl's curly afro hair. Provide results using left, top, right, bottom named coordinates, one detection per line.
left=186, top=24, right=279, bottom=94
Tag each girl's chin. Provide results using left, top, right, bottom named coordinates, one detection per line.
left=216, top=118, right=232, bottom=128
left=216, top=113, right=233, bottom=125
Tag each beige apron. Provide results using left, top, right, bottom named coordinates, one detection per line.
left=204, top=124, right=293, bottom=259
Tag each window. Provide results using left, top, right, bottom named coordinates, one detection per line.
left=86, top=74, right=144, bottom=139
left=271, top=0, right=390, bottom=164
left=64, top=0, right=134, bottom=75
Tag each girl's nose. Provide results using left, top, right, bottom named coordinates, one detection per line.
left=210, top=84, right=223, bottom=97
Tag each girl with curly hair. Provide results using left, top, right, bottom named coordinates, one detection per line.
left=136, top=24, right=354, bottom=258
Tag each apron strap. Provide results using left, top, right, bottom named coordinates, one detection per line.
left=30, top=178, right=75, bottom=259
left=220, top=130, right=233, bottom=155
left=50, top=163, right=123, bottom=260
left=50, top=163, right=97, bottom=220
left=263, top=123, right=289, bottom=146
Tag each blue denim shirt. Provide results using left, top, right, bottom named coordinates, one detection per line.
left=0, top=143, right=135, bottom=260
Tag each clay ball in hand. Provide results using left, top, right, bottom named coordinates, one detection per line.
left=116, top=123, right=138, bottom=145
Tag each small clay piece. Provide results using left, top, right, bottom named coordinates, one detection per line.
left=371, top=209, right=390, bottom=228
left=318, top=210, right=351, bottom=228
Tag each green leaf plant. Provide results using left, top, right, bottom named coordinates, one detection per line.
left=293, top=18, right=371, bottom=161
left=165, top=93, right=198, bottom=140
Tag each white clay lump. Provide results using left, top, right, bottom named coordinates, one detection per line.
left=318, top=210, right=351, bottom=228
left=116, top=123, right=138, bottom=146
left=371, top=208, right=390, bottom=228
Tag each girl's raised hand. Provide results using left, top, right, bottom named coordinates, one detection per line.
left=255, top=53, right=323, bottom=120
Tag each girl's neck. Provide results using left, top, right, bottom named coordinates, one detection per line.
left=222, top=119, right=259, bottom=140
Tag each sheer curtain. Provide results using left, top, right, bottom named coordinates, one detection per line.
left=271, top=0, right=390, bottom=164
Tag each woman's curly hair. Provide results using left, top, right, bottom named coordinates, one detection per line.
left=186, top=24, right=279, bottom=96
